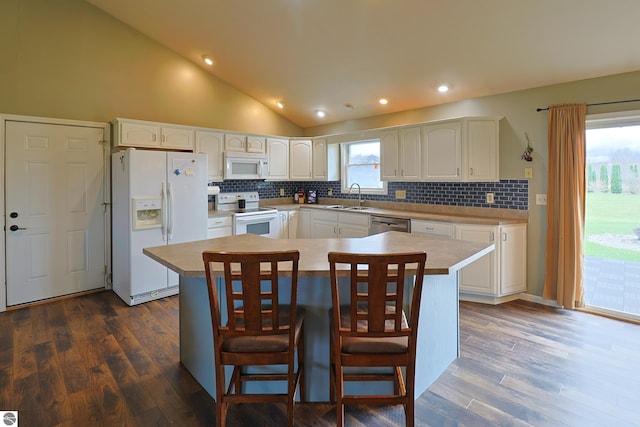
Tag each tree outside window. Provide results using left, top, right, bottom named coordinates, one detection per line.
left=341, top=140, right=387, bottom=195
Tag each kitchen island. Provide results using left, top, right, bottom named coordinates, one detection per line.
left=143, top=232, right=493, bottom=402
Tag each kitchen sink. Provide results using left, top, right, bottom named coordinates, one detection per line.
left=324, top=204, right=369, bottom=210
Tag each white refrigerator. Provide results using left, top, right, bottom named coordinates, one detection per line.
left=111, top=148, right=207, bottom=305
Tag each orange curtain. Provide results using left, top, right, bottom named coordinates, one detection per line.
left=543, top=104, right=587, bottom=309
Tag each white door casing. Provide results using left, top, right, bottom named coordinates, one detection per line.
left=4, top=118, right=108, bottom=307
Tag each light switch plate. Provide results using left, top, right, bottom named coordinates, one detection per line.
left=524, top=167, right=533, bottom=178
left=395, top=190, right=406, bottom=199
left=279, top=188, right=285, bottom=196
left=486, top=193, right=494, bottom=203
left=536, top=194, right=547, bottom=205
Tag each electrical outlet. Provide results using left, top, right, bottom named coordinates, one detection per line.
left=524, top=167, right=533, bottom=179
left=536, top=194, right=547, bottom=205
left=395, top=190, right=406, bottom=199
left=486, top=193, right=494, bottom=203
left=279, top=188, right=285, bottom=196
left=327, top=188, right=333, bottom=196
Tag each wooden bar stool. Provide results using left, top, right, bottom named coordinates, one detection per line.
left=328, top=251, right=427, bottom=427
left=202, top=250, right=305, bottom=427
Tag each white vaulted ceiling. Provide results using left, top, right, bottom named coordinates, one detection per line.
left=85, top=0, right=640, bottom=128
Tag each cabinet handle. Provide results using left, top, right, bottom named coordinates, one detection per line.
left=425, top=226, right=434, bottom=231
left=152, top=134, right=157, bottom=142
left=490, top=231, right=494, bottom=242
left=456, top=167, right=460, bottom=176
left=470, top=167, right=474, bottom=176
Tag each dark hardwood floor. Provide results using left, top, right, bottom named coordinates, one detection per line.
left=1, top=291, right=639, bottom=426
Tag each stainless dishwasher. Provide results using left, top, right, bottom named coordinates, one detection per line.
left=369, top=215, right=411, bottom=235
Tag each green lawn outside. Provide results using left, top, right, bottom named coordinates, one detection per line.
left=585, top=192, right=640, bottom=261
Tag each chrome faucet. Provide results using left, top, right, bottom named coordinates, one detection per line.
left=348, top=182, right=362, bottom=208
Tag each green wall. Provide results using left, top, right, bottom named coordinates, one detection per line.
left=0, top=0, right=301, bottom=136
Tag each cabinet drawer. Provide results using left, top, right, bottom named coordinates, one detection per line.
left=411, top=219, right=454, bottom=238
left=207, top=216, right=232, bottom=228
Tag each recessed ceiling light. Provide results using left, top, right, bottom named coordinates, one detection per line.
left=276, top=101, right=284, bottom=109
left=315, top=110, right=326, bottom=118
left=378, top=98, right=389, bottom=105
left=437, top=84, right=450, bottom=93
left=202, top=55, right=214, bottom=66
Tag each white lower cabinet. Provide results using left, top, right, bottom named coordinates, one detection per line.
left=456, top=224, right=499, bottom=296
left=456, top=223, right=527, bottom=303
left=207, top=216, right=232, bottom=239
left=309, top=210, right=369, bottom=238
left=411, top=219, right=455, bottom=238
left=297, top=209, right=311, bottom=238
left=278, top=210, right=300, bottom=239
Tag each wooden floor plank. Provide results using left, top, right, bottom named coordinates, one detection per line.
left=1, top=292, right=640, bottom=426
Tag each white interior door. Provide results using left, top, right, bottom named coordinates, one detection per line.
left=6, top=121, right=106, bottom=306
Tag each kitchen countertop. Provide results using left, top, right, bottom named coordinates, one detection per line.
left=143, top=231, right=494, bottom=278
left=264, top=202, right=527, bottom=225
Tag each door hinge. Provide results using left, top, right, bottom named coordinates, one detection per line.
left=99, top=139, right=108, bottom=145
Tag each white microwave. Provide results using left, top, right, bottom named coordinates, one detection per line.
left=223, top=152, right=268, bottom=180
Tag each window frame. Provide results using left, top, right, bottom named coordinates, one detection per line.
left=340, top=139, right=388, bottom=195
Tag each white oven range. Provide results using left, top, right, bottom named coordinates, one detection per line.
left=215, top=191, right=279, bottom=238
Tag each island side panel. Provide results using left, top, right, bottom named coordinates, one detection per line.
left=180, top=275, right=217, bottom=397
left=414, top=272, right=460, bottom=396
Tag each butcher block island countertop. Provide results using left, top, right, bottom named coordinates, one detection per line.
left=142, top=232, right=494, bottom=403
left=143, top=231, right=494, bottom=277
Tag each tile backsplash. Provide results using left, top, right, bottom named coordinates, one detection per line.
left=209, top=180, right=529, bottom=210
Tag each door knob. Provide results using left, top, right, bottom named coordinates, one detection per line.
left=9, top=225, right=26, bottom=231
left=10, top=212, right=18, bottom=218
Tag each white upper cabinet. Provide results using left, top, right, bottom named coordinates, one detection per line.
left=224, top=134, right=246, bottom=152
left=312, top=138, right=340, bottom=181
left=290, top=139, right=313, bottom=180
left=225, top=134, right=267, bottom=153
left=380, top=127, right=421, bottom=181
left=112, top=118, right=194, bottom=150
left=465, top=118, right=499, bottom=182
left=422, top=121, right=462, bottom=181
left=267, top=137, right=289, bottom=180
left=380, top=130, right=400, bottom=181
left=246, top=136, right=267, bottom=153
left=195, top=130, right=224, bottom=182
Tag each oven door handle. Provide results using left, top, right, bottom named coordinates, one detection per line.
left=235, top=213, right=278, bottom=224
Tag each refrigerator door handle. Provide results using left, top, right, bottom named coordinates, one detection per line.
left=161, top=182, right=168, bottom=241
left=167, top=182, right=174, bottom=240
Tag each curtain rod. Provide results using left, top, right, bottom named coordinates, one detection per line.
left=536, top=98, right=640, bottom=112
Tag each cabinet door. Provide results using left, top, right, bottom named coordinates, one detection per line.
left=311, top=220, right=337, bottom=238
left=456, top=225, right=498, bottom=295
left=278, top=211, right=289, bottom=239
left=288, top=211, right=299, bottom=239
left=225, top=134, right=246, bottom=152
left=466, top=118, right=498, bottom=182
left=422, top=122, right=462, bottom=181
left=290, top=140, right=313, bottom=180
left=247, top=136, right=267, bottom=153
left=499, top=224, right=527, bottom=296
left=312, top=138, right=328, bottom=180
left=297, top=210, right=311, bottom=238
left=161, top=127, right=194, bottom=150
left=196, top=130, right=224, bottom=181
left=338, top=224, right=369, bottom=238
left=380, top=130, right=400, bottom=181
left=267, top=138, right=289, bottom=180
left=118, top=122, right=160, bottom=147
left=398, top=127, right=421, bottom=180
